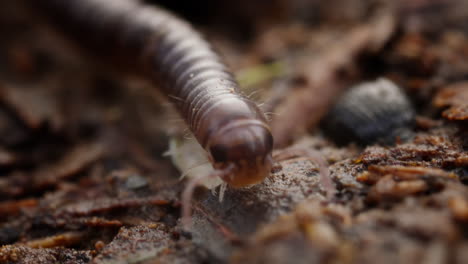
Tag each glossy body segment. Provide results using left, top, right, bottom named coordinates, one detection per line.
left=30, top=0, right=274, bottom=187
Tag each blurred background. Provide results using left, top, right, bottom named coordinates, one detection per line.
left=0, top=1, right=468, bottom=263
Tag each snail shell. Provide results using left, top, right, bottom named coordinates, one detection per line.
left=323, top=78, right=415, bottom=146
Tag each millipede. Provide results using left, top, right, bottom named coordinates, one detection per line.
left=26, top=0, right=274, bottom=223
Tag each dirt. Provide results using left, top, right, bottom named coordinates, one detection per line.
left=0, top=0, right=468, bottom=263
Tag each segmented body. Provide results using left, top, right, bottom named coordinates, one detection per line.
left=30, top=0, right=273, bottom=187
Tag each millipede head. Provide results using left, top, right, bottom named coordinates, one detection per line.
left=207, top=119, right=274, bottom=188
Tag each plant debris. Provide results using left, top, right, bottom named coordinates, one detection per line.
left=1, top=0, right=468, bottom=263
left=433, top=82, right=468, bottom=120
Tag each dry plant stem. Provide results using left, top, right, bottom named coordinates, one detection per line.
left=23, top=231, right=86, bottom=248
left=271, top=13, right=396, bottom=147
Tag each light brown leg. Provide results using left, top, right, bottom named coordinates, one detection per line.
left=181, top=164, right=235, bottom=230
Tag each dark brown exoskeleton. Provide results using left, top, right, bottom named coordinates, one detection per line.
left=27, top=0, right=274, bottom=225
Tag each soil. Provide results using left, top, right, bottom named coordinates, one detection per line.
left=0, top=1, right=467, bottom=263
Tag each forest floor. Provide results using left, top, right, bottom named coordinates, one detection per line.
left=0, top=1, right=468, bottom=263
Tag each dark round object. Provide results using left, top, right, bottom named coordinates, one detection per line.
left=323, top=78, right=415, bottom=146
